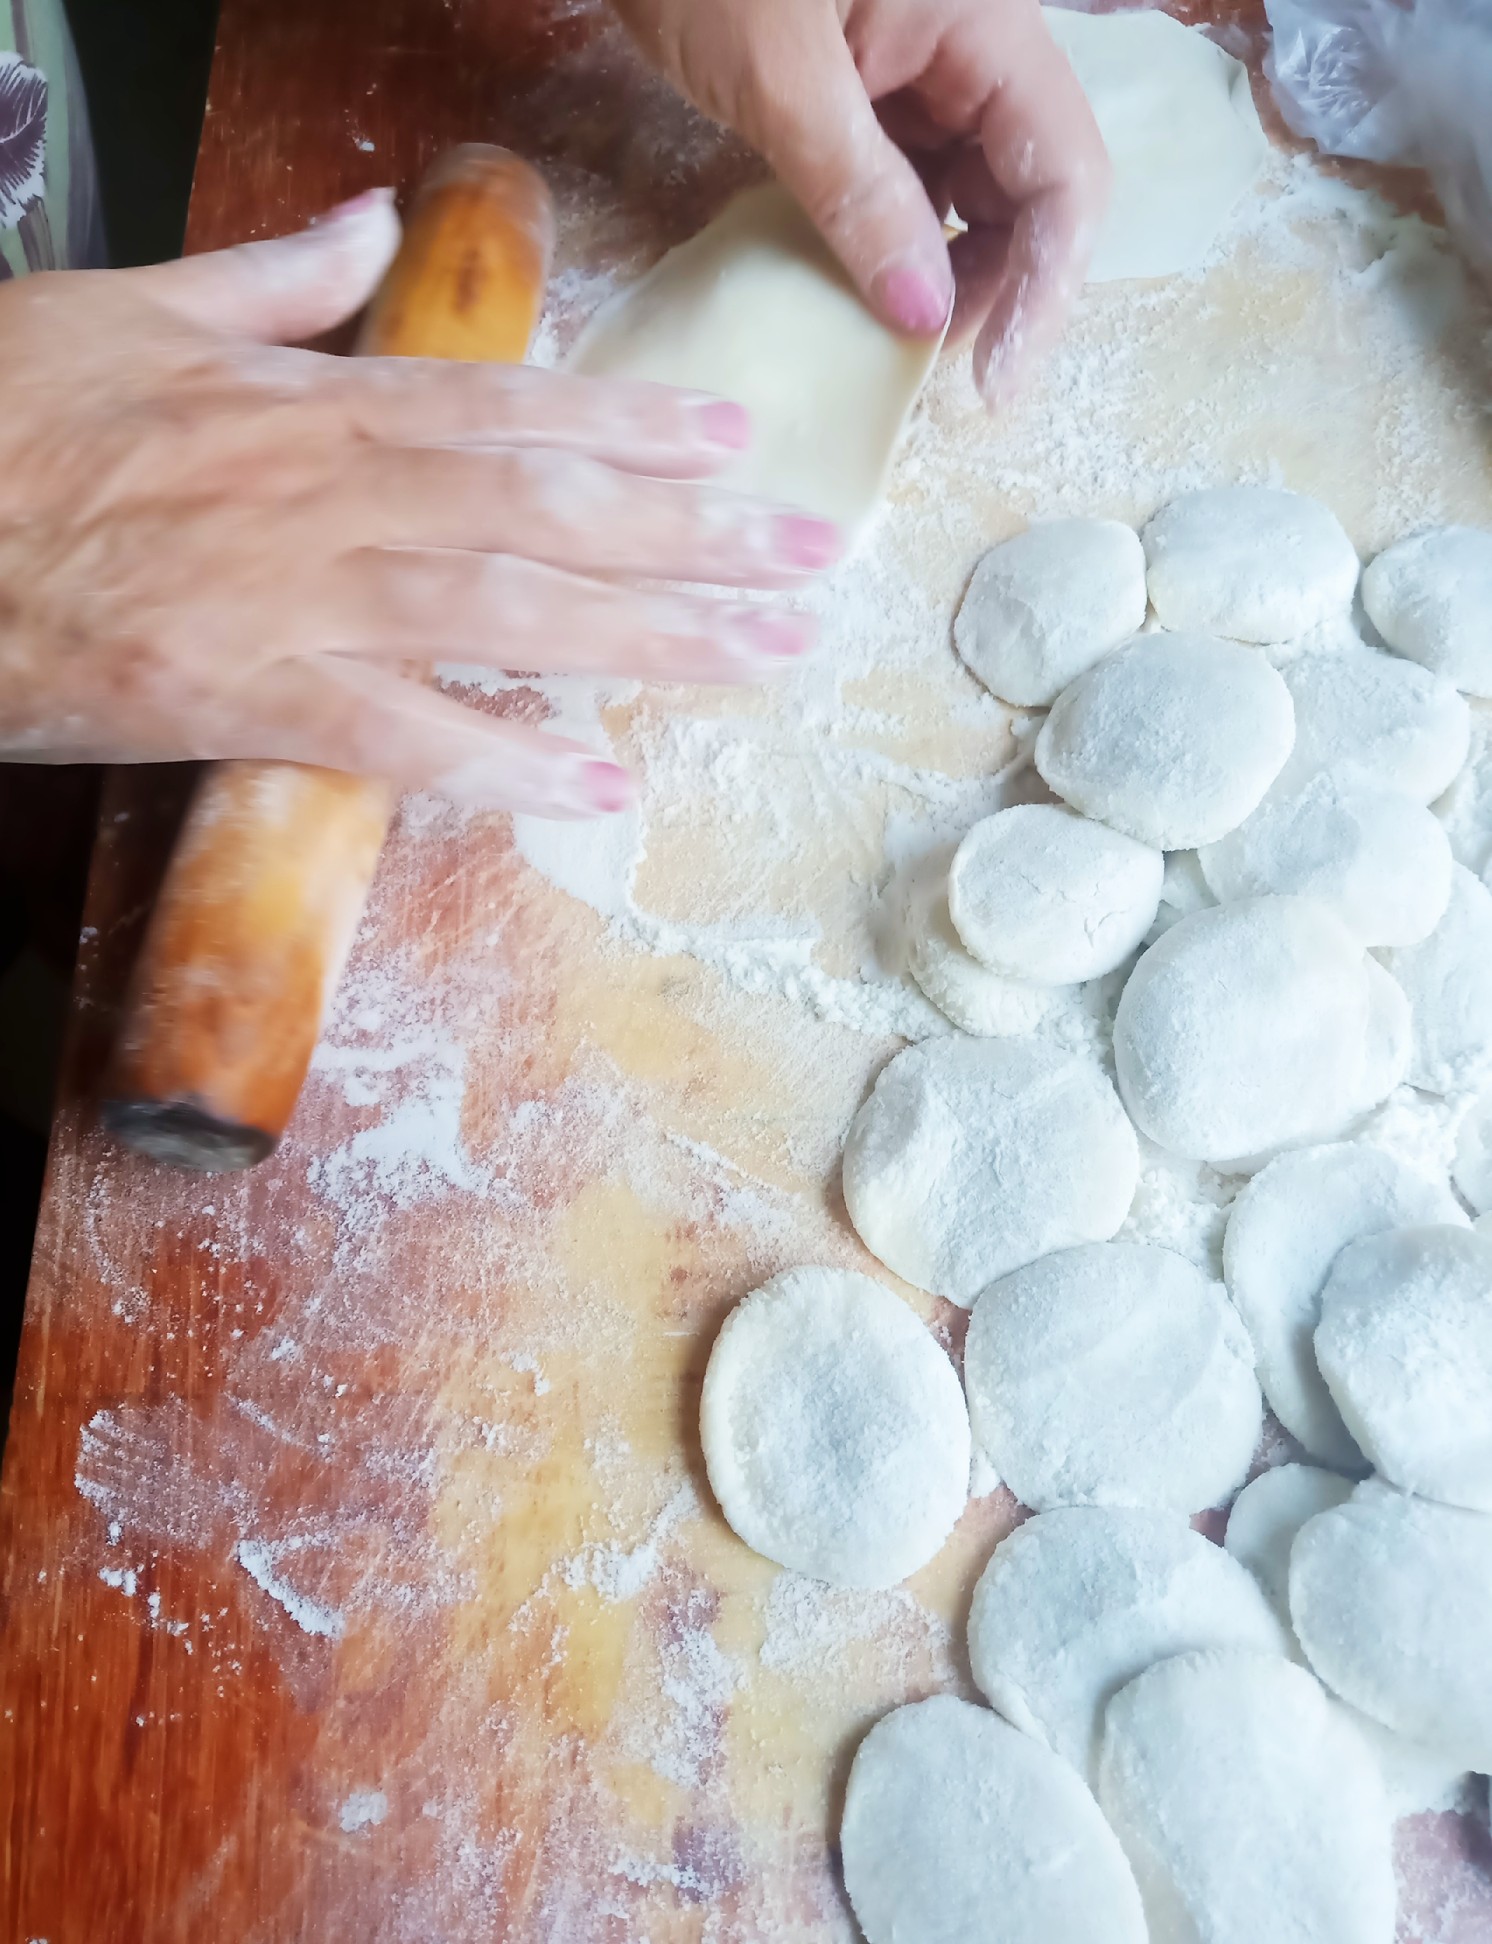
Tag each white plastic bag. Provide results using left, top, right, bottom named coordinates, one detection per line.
left=1264, top=0, right=1492, bottom=267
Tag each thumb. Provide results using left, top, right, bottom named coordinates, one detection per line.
left=740, top=11, right=953, bottom=336
left=127, top=188, right=402, bottom=343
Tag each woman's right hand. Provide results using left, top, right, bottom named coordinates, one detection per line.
left=0, top=190, right=840, bottom=819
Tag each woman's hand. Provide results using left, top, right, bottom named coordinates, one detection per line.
left=612, top=0, right=1109, bottom=403
left=0, top=191, right=839, bottom=818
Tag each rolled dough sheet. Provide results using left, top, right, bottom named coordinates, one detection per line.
left=567, top=184, right=945, bottom=537
left=1043, top=7, right=1269, bottom=282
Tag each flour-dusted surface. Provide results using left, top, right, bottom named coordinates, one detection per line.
left=5, top=3, right=1492, bottom=1939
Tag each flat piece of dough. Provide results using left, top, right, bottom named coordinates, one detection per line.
left=568, top=184, right=942, bottom=537
left=842, top=1695, right=1148, bottom=1944
left=1042, top=9, right=1269, bottom=282
left=1098, top=1649, right=1397, bottom=1944
left=1362, top=526, right=1492, bottom=697
left=700, top=1268, right=969, bottom=1587
left=969, top=1506, right=1287, bottom=1783
left=1278, top=648, right=1469, bottom=801
left=1143, top=487, right=1359, bottom=642
left=1380, top=863, right=1492, bottom=1095
left=903, top=872, right=1057, bottom=1037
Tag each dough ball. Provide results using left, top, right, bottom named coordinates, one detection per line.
left=969, top=1506, right=1287, bottom=1783
left=1222, top=1142, right=1464, bottom=1467
left=1143, top=487, right=1360, bottom=643
left=953, top=518, right=1147, bottom=707
left=964, top=1242, right=1261, bottom=1514
left=1362, top=525, right=1492, bottom=697
left=1113, top=897, right=1396, bottom=1166
left=1453, top=1086, right=1492, bottom=1212
left=568, top=185, right=941, bottom=539
left=1380, top=864, right=1492, bottom=1096
left=1035, top=632, right=1295, bottom=848
left=1197, top=775, right=1452, bottom=947
left=904, top=875, right=1057, bottom=1037
left=1316, top=1225, right=1492, bottom=1511
left=842, top=1037, right=1139, bottom=1305
left=1291, top=1479, right=1492, bottom=1773
left=1098, top=1649, right=1397, bottom=1944
left=700, top=1268, right=970, bottom=1587
left=948, top=805, right=1163, bottom=984
left=1280, top=648, right=1470, bottom=802
left=1042, top=8, right=1268, bottom=283
left=1355, top=958, right=1413, bottom=1115
left=842, top=1694, right=1147, bottom=1944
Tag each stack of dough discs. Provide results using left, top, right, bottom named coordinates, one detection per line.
left=1142, top=486, right=1359, bottom=641
left=1098, top=1649, right=1397, bottom=1944
left=1290, top=1480, right=1492, bottom=1775
left=841, top=1037, right=1138, bottom=1304
left=902, top=869, right=1056, bottom=1037
left=1034, top=632, right=1295, bottom=848
left=968, top=1506, right=1287, bottom=1783
left=953, top=518, right=1147, bottom=706
left=699, top=1268, right=969, bottom=1587
left=841, top=1695, right=1148, bottom=1944
left=1362, top=525, right=1492, bottom=696
left=964, top=1242, right=1260, bottom=1513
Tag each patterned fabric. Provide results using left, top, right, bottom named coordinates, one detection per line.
left=0, top=0, right=103, bottom=276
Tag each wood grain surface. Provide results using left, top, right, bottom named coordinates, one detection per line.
left=4, top=1, right=1492, bottom=1940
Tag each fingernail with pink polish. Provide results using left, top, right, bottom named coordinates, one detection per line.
left=872, top=255, right=954, bottom=337
left=582, top=760, right=634, bottom=815
left=695, top=398, right=752, bottom=452
left=774, top=513, right=841, bottom=573
left=729, top=608, right=816, bottom=662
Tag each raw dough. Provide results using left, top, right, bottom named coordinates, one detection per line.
left=1035, top=633, right=1295, bottom=848
left=948, top=805, right=1163, bottom=984
left=841, top=1694, right=1147, bottom=1944
left=1380, top=864, right=1492, bottom=1095
left=953, top=518, right=1147, bottom=706
left=968, top=1506, right=1287, bottom=1783
left=1291, top=1479, right=1492, bottom=1773
left=1279, top=648, right=1470, bottom=802
left=842, top=1037, right=1138, bottom=1305
left=699, top=1268, right=969, bottom=1587
left=1113, top=898, right=1402, bottom=1166
left=964, top=1242, right=1261, bottom=1514
left=1098, top=1649, right=1397, bottom=1944
left=1042, top=8, right=1269, bottom=282
left=1222, top=1142, right=1464, bottom=1466
left=1316, top=1225, right=1492, bottom=1511
left=1197, top=775, right=1452, bottom=947
left=568, top=184, right=942, bottom=537
left=1143, top=487, right=1359, bottom=643
left=1362, top=525, right=1492, bottom=697
left=903, top=873, right=1057, bottom=1037
left=1453, top=1086, right=1492, bottom=1212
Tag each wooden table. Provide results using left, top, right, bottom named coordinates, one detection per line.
left=6, top=1, right=1492, bottom=1938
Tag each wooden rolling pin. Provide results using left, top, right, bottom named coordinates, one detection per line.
left=100, top=147, right=555, bottom=1171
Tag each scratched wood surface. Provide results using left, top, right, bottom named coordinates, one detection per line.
left=5, top=0, right=1492, bottom=1939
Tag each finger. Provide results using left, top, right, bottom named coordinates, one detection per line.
left=948, top=221, right=1018, bottom=349
left=332, top=447, right=842, bottom=587
left=130, top=189, right=402, bottom=343
left=315, top=548, right=817, bottom=682
left=234, top=656, right=634, bottom=817
left=734, top=4, right=953, bottom=336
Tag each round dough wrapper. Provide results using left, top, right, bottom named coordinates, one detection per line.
left=842, top=1037, right=1138, bottom=1305
left=948, top=805, right=1163, bottom=984
left=1142, top=486, right=1359, bottom=643
left=904, top=875, right=1056, bottom=1037
left=1113, top=897, right=1394, bottom=1166
left=1098, top=1649, right=1396, bottom=1944
left=842, top=1695, right=1148, bottom=1944
left=969, top=1506, right=1287, bottom=1783
left=1316, top=1225, right=1492, bottom=1510
left=1362, top=525, right=1492, bottom=697
left=1291, top=1479, right=1492, bottom=1773
left=1034, top=632, right=1295, bottom=849
left=1279, top=649, right=1470, bottom=802
left=1453, top=1086, right=1492, bottom=1213
left=1380, top=864, right=1492, bottom=1096
left=1223, top=1142, right=1466, bottom=1466
left=964, top=1242, right=1261, bottom=1514
left=700, top=1269, right=969, bottom=1587
left=953, top=518, right=1147, bottom=706
left=1198, top=775, right=1452, bottom=947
